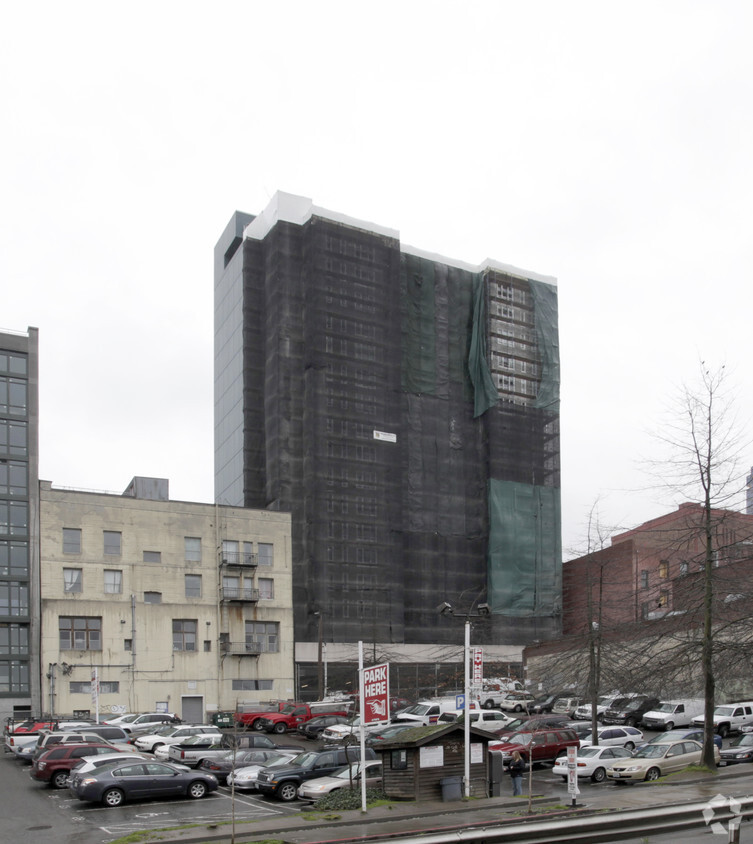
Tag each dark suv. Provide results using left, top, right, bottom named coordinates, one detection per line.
left=30, top=743, right=123, bottom=788
left=256, top=746, right=377, bottom=801
left=602, top=697, right=661, bottom=727
left=488, top=728, right=580, bottom=764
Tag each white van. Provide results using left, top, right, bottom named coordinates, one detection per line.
left=394, top=697, right=479, bottom=727
left=641, top=699, right=704, bottom=731
left=436, top=709, right=513, bottom=730
left=691, top=701, right=753, bottom=737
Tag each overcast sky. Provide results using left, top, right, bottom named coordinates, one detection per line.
left=3, top=1, right=752, bottom=559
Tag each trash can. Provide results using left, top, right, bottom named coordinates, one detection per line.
left=212, top=711, right=235, bottom=728
left=439, top=775, right=463, bottom=801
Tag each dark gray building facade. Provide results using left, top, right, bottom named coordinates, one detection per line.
left=214, top=194, right=561, bottom=677
left=0, top=327, right=39, bottom=719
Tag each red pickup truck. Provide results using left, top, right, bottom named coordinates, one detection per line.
left=256, top=702, right=354, bottom=734
left=234, top=701, right=291, bottom=731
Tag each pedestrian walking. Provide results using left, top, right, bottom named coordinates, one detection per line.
left=508, top=751, right=525, bottom=796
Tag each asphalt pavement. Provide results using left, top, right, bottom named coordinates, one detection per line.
left=135, top=762, right=753, bottom=844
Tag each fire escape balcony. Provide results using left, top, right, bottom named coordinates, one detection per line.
left=220, top=640, right=263, bottom=656
left=220, top=586, right=260, bottom=603
left=220, top=551, right=258, bottom=569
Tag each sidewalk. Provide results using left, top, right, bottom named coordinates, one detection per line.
left=139, top=764, right=753, bottom=844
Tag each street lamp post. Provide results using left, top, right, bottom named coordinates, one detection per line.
left=438, top=600, right=490, bottom=799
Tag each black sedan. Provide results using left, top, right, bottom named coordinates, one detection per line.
left=70, top=759, right=218, bottom=807
left=198, top=748, right=289, bottom=783
left=720, top=733, right=753, bottom=765
left=296, top=715, right=350, bottom=740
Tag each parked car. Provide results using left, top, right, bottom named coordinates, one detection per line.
left=101, top=713, right=137, bottom=727
left=637, top=728, right=721, bottom=751
left=226, top=750, right=300, bottom=791
left=602, top=697, right=661, bottom=727
left=479, top=678, right=524, bottom=709
left=529, top=692, right=571, bottom=715
left=393, top=699, right=478, bottom=727
left=254, top=701, right=354, bottom=734
left=320, top=715, right=389, bottom=744
left=297, top=715, right=351, bottom=740
left=69, top=758, right=218, bottom=806
left=437, top=709, right=514, bottom=731
left=490, top=714, right=571, bottom=738
left=498, top=692, right=536, bottom=713
left=133, top=725, right=221, bottom=754
left=579, top=726, right=644, bottom=750
left=552, top=745, right=634, bottom=783
left=365, top=723, right=418, bottom=747
left=691, top=701, right=753, bottom=737
left=297, top=760, right=382, bottom=800
left=68, top=751, right=189, bottom=790
left=487, top=728, right=580, bottom=764
left=116, top=712, right=181, bottom=734
left=606, top=739, right=719, bottom=782
left=551, top=697, right=583, bottom=718
left=641, top=699, right=705, bottom=731
left=718, top=733, right=753, bottom=766
left=198, top=748, right=294, bottom=784
left=30, top=743, right=127, bottom=788
left=574, top=695, right=634, bottom=722
left=32, top=730, right=118, bottom=761
left=256, top=746, right=377, bottom=801
left=61, top=724, right=130, bottom=744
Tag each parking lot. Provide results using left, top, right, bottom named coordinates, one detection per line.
left=2, top=726, right=739, bottom=844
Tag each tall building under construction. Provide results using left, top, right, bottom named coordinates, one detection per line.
left=214, top=192, right=561, bottom=682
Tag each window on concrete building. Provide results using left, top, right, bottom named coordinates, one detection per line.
left=222, top=539, right=239, bottom=564
left=640, top=570, right=649, bottom=589
left=63, top=528, right=81, bottom=554
left=222, top=575, right=239, bottom=599
left=0, top=377, right=27, bottom=415
left=185, top=574, right=202, bottom=598
left=59, top=616, right=101, bottom=650
left=258, top=578, right=274, bottom=599
left=104, top=531, right=121, bottom=556
left=144, top=591, right=161, bottom=604
left=258, top=543, right=274, bottom=567
left=63, top=568, right=83, bottom=593
left=71, top=680, right=119, bottom=694
left=232, top=679, right=273, bottom=691
left=104, top=570, right=122, bottom=594
left=0, top=583, right=28, bottom=615
left=124, top=639, right=132, bottom=650
left=173, top=619, right=197, bottom=651
left=0, top=540, right=27, bottom=576
left=0, top=659, right=29, bottom=693
left=658, top=560, right=669, bottom=579
left=245, top=621, right=279, bottom=653
left=0, top=419, right=27, bottom=456
left=0, top=622, right=28, bottom=655
left=242, top=541, right=255, bottom=565
left=143, top=551, right=161, bottom=563
left=203, top=639, right=211, bottom=652
left=185, top=537, right=201, bottom=562
left=0, top=461, right=27, bottom=496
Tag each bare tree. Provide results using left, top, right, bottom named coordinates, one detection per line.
left=648, top=363, right=750, bottom=767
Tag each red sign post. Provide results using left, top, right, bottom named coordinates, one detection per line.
left=472, top=648, right=483, bottom=687
left=362, top=662, right=390, bottom=724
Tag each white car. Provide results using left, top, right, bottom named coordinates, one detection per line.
left=320, top=716, right=387, bottom=744
left=552, top=746, right=634, bottom=783
left=133, top=725, right=220, bottom=753
left=497, top=692, right=536, bottom=712
left=579, top=726, right=644, bottom=750
left=297, top=760, right=382, bottom=800
left=226, top=750, right=299, bottom=790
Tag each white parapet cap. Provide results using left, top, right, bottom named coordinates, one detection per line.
left=243, top=191, right=556, bottom=287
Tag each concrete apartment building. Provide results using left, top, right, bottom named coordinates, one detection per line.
left=562, top=502, right=753, bottom=635
left=214, top=192, right=561, bottom=691
left=0, top=327, right=40, bottom=720
left=39, top=478, right=293, bottom=720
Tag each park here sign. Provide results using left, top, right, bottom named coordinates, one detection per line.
left=362, top=662, right=390, bottom=724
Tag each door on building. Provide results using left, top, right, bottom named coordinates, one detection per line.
left=181, top=696, right=204, bottom=724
